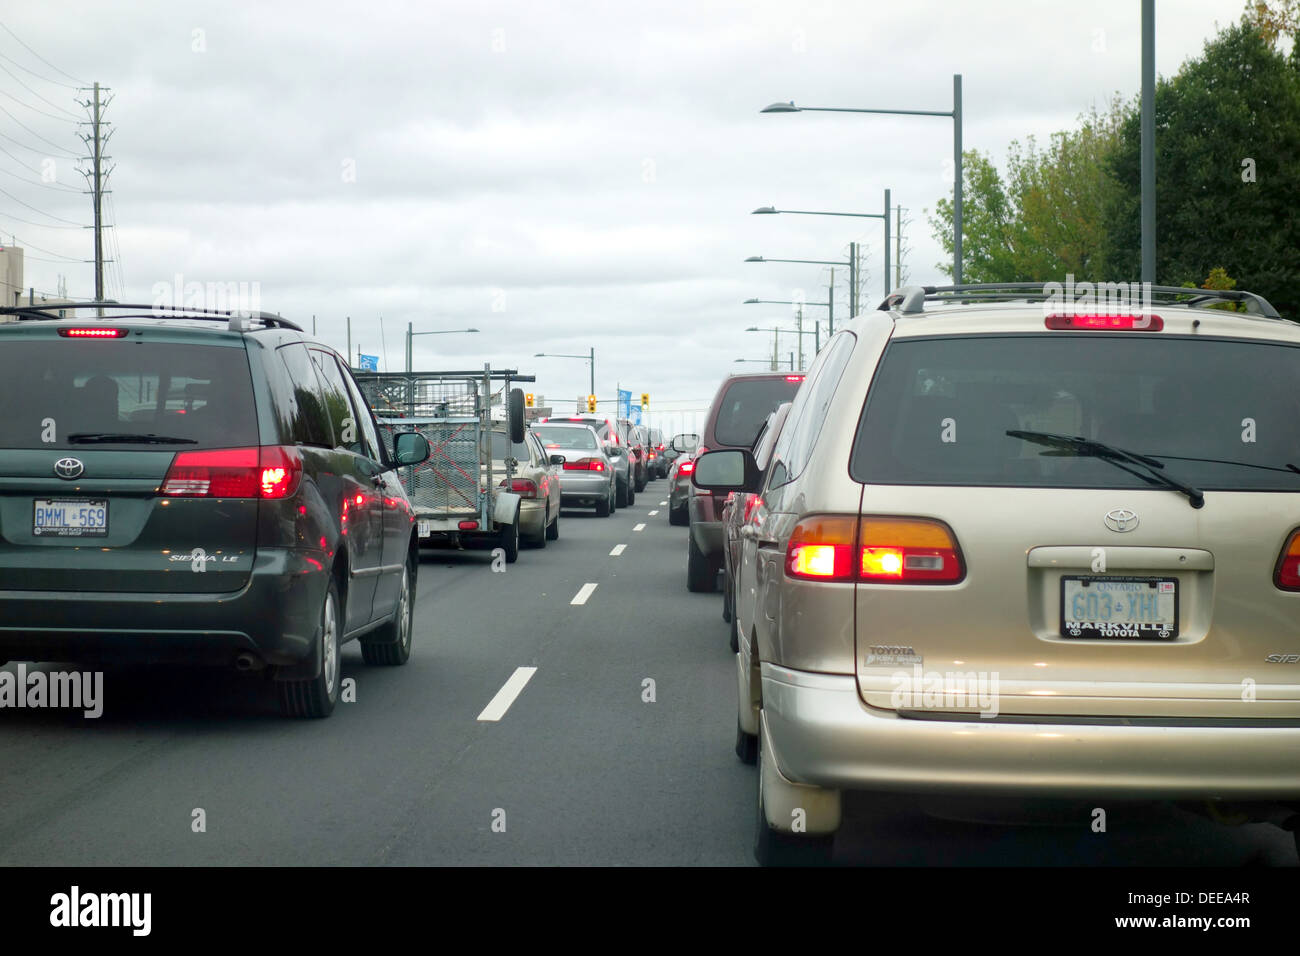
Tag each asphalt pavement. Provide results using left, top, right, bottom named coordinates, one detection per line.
left=0, top=480, right=1294, bottom=866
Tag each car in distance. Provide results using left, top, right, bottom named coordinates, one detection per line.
left=618, top=418, right=648, bottom=493
left=538, top=414, right=634, bottom=507
left=487, top=428, right=562, bottom=547
left=686, top=371, right=804, bottom=592
left=666, top=433, right=700, bottom=525
left=646, top=427, right=670, bottom=479
left=0, top=302, right=432, bottom=719
left=694, top=282, right=1300, bottom=864
left=531, top=422, right=617, bottom=516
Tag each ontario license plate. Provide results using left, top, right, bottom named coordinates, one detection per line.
left=33, top=498, right=109, bottom=537
left=1061, top=575, right=1178, bottom=639
left=418, top=520, right=431, bottom=537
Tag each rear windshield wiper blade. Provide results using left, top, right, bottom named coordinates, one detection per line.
left=1008, top=430, right=1205, bottom=509
left=67, top=432, right=198, bottom=445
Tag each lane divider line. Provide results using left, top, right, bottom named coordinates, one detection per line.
left=571, top=582, right=598, bottom=605
left=648, top=510, right=659, bottom=516
left=477, top=666, right=538, bottom=722
left=610, top=544, right=627, bottom=556
left=659, top=500, right=668, bottom=505
left=633, top=523, right=646, bottom=532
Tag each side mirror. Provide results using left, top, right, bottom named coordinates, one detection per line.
left=549, top=454, right=566, bottom=466
left=691, top=448, right=761, bottom=494
left=671, top=433, right=700, bottom=453
left=606, top=446, right=623, bottom=458
left=393, top=431, right=431, bottom=466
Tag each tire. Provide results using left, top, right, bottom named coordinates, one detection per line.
left=729, top=601, right=740, bottom=653
left=687, top=532, right=717, bottom=592
left=508, top=388, right=526, bottom=442
left=634, top=471, right=647, bottom=493
left=545, top=507, right=559, bottom=540
left=735, top=716, right=757, bottom=764
left=722, top=572, right=732, bottom=622
left=595, top=488, right=611, bottom=517
left=616, top=478, right=629, bottom=508
left=627, top=483, right=636, bottom=506
left=278, top=577, right=341, bottom=718
left=526, top=506, right=548, bottom=549
left=754, top=719, right=834, bottom=866
left=668, top=503, right=688, bottom=526
left=361, top=558, right=414, bottom=666
left=500, top=516, right=520, bottom=564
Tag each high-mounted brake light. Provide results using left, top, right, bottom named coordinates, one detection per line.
left=785, top=374, right=805, bottom=382
left=785, top=515, right=964, bottom=584
left=1274, top=530, right=1300, bottom=591
left=161, top=445, right=302, bottom=499
left=59, top=327, right=127, bottom=338
left=1045, top=313, right=1163, bottom=331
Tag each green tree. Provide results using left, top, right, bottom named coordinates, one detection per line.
left=1100, top=17, right=1300, bottom=319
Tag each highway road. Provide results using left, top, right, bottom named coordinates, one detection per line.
left=0, top=478, right=1295, bottom=866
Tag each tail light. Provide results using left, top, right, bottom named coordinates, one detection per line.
left=459, top=520, right=479, bottom=531
left=499, top=477, right=539, bottom=499
left=59, top=327, right=128, bottom=338
left=563, top=457, right=605, bottom=471
left=742, top=494, right=763, bottom=522
left=161, top=445, right=302, bottom=499
left=1045, top=313, right=1163, bottom=331
left=648, top=451, right=657, bottom=460
left=785, top=374, right=805, bottom=382
left=678, top=459, right=695, bottom=476
left=785, top=514, right=964, bottom=584
left=1275, top=530, right=1300, bottom=590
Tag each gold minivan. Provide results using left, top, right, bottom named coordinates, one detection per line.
left=694, top=283, right=1300, bottom=864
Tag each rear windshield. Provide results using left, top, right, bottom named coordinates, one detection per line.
left=712, top=378, right=802, bottom=448
left=489, top=432, right=531, bottom=461
left=851, top=334, right=1300, bottom=491
left=0, top=339, right=258, bottom=450
left=532, top=426, right=598, bottom=451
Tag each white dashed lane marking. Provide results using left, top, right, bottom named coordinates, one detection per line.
left=571, top=582, right=598, bottom=605
left=633, top=523, right=645, bottom=532
left=609, top=544, right=626, bottom=556
left=648, top=510, right=659, bottom=516
left=477, top=667, right=538, bottom=722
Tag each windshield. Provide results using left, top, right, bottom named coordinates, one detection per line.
left=851, top=334, right=1300, bottom=491
left=489, top=432, right=531, bottom=462
left=532, top=426, right=598, bottom=451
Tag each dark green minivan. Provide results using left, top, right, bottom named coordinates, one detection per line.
left=0, top=304, right=431, bottom=717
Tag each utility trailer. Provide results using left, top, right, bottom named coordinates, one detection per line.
left=355, top=365, right=533, bottom=562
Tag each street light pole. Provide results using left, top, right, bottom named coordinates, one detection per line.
left=753, top=195, right=892, bottom=302
left=1140, top=0, right=1155, bottom=284
left=405, top=325, right=480, bottom=374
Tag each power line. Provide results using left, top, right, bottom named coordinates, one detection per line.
left=0, top=182, right=85, bottom=224
left=4, top=233, right=81, bottom=260
left=0, top=21, right=88, bottom=87
left=0, top=49, right=78, bottom=90
left=0, top=102, right=77, bottom=155
left=0, top=211, right=84, bottom=228
left=0, top=160, right=80, bottom=192
left=0, top=59, right=81, bottom=116
left=0, top=86, right=78, bottom=124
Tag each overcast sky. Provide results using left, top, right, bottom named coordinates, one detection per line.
left=1, top=0, right=1253, bottom=431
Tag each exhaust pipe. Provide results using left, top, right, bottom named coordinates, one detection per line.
left=234, top=652, right=264, bottom=672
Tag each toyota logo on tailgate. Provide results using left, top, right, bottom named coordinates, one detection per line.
left=1104, top=508, right=1138, bottom=532
left=54, top=457, right=84, bottom=480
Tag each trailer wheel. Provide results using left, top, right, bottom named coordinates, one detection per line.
left=500, top=516, right=520, bottom=564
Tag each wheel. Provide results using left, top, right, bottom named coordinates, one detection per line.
left=526, top=507, right=548, bottom=549
left=616, top=478, right=629, bottom=508
left=735, top=716, right=757, bottom=764
left=754, top=719, right=834, bottom=866
left=635, top=471, right=647, bottom=493
left=668, top=503, right=688, bottom=526
left=729, top=600, right=740, bottom=653
left=362, top=558, right=414, bottom=665
left=687, top=532, right=718, bottom=592
left=722, top=572, right=733, bottom=622
left=277, top=578, right=341, bottom=718
left=500, top=517, right=520, bottom=564
left=628, top=483, right=636, bottom=506
left=595, top=488, right=611, bottom=517
left=545, top=507, right=559, bottom=540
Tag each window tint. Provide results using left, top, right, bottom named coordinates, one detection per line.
left=310, top=349, right=367, bottom=455
left=774, top=333, right=855, bottom=484
left=712, top=377, right=802, bottom=448
left=338, top=363, right=383, bottom=462
left=850, top=334, right=1300, bottom=491
left=272, top=342, right=333, bottom=447
left=0, top=340, right=258, bottom=450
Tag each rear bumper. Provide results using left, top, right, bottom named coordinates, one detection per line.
left=558, top=474, right=609, bottom=500
left=762, top=663, right=1300, bottom=800
left=0, top=547, right=326, bottom=668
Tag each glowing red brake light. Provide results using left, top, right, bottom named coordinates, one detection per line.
left=784, top=515, right=964, bottom=584
left=161, top=445, right=302, bottom=499
left=1045, top=313, right=1163, bottom=331
left=1274, top=530, right=1300, bottom=591
left=785, top=375, right=805, bottom=382
left=59, top=327, right=127, bottom=338
left=499, top=477, right=539, bottom=499
left=562, top=457, right=605, bottom=471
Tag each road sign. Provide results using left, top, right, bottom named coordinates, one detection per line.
left=358, top=354, right=379, bottom=371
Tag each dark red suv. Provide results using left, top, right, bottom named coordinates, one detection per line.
left=686, top=371, right=803, bottom=591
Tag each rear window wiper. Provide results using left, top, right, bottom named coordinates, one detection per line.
left=67, top=432, right=198, bottom=445
left=1008, top=430, right=1204, bottom=509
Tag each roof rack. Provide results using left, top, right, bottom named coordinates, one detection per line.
left=877, top=283, right=1282, bottom=320
left=0, top=301, right=304, bottom=332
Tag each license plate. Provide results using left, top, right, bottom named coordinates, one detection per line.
left=32, top=498, right=109, bottom=537
left=1061, top=575, right=1178, bottom=640
left=418, top=520, right=431, bottom=537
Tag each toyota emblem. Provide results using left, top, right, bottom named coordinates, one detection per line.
left=1104, top=508, right=1139, bottom=532
left=54, top=457, right=85, bottom=480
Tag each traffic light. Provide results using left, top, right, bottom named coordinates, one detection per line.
left=587, top=394, right=597, bottom=412
left=525, top=393, right=535, bottom=408
left=641, top=392, right=649, bottom=410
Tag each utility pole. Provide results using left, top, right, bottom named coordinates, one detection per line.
left=796, top=305, right=804, bottom=371
left=1140, top=0, right=1155, bottom=284
left=827, top=268, right=835, bottom=338
left=76, top=82, right=114, bottom=313
left=848, top=242, right=857, bottom=317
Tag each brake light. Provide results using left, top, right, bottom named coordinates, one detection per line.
left=785, top=374, right=805, bottom=382
left=499, top=477, right=539, bottom=499
left=784, top=515, right=964, bottom=584
left=678, top=459, right=695, bottom=475
left=743, top=494, right=763, bottom=522
left=1274, top=530, right=1300, bottom=590
left=161, top=445, right=302, bottom=499
left=562, top=457, right=605, bottom=471
left=459, top=520, right=479, bottom=530
left=1045, top=313, right=1163, bottom=331
left=59, top=327, right=127, bottom=338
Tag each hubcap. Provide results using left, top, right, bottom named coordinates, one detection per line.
left=398, top=568, right=411, bottom=650
left=322, top=591, right=338, bottom=696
